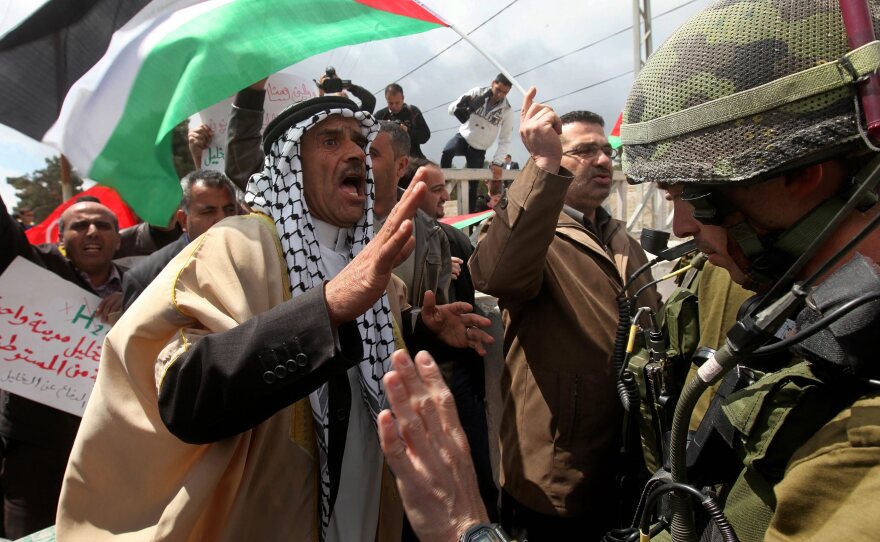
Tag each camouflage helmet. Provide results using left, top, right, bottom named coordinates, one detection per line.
left=621, top=0, right=880, bottom=185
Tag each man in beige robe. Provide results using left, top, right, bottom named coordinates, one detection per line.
left=57, top=96, right=489, bottom=541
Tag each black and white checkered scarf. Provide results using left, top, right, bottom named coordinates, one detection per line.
left=245, top=108, right=393, bottom=539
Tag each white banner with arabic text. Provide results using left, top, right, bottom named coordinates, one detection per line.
left=0, top=257, right=111, bottom=416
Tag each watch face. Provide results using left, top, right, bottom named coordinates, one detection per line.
left=470, top=531, right=496, bottom=542
left=465, top=525, right=505, bottom=542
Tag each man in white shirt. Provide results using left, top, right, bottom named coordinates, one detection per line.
left=441, top=74, right=515, bottom=212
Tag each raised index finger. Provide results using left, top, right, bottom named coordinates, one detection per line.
left=520, top=86, right=537, bottom=122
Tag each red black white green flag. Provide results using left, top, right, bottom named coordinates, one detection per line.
left=439, top=209, right=495, bottom=230
left=609, top=112, right=623, bottom=149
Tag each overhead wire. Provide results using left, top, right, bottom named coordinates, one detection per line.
left=336, top=45, right=353, bottom=72
left=513, top=0, right=700, bottom=78
left=347, top=42, right=370, bottom=79
left=372, top=0, right=520, bottom=95
left=541, top=70, right=633, bottom=104
left=418, top=0, right=704, bottom=117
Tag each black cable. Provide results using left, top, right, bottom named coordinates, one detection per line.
left=801, top=208, right=880, bottom=290
left=513, top=0, right=701, bottom=78
left=622, top=260, right=659, bottom=296
left=602, top=520, right=668, bottom=542
left=750, top=156, right=880, bottom=317
left=751, top=291, right=880, bottom=356
left=610, top=241, right=698, bottom=410
left=373, top=0, right=520, bottom=95
left=640, top=482, right=706, bottom=533
left=640, top=482, right=739, bottom=542
left=634, top=274, right=665, bottom=305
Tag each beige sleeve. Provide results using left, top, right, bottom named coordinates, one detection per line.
left=765, top=395, right=880, bottom=541
left=154, top=215, right=289, bottom=390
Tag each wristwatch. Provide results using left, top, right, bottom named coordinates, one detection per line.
left=460, top=523, right=511, bottom=542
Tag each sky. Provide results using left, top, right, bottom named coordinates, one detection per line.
left=0, top=0, right=712, bottom=213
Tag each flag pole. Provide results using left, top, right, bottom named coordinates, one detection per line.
left=414, top=2, right=527, bottom=96
left=60, top=154, right=73, bottom=202
left=447, top=23, right=527, bottom=95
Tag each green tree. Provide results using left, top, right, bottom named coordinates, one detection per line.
left=7, top=156, right=83, bottom=222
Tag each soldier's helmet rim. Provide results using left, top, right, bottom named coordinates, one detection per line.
left=621, top=0, right=880, bottom=186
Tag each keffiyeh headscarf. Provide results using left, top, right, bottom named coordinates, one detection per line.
left=245, top=104, right=394, bottom=539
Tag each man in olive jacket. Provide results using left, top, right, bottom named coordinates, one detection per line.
left=470, top=108, right=658, bottom=541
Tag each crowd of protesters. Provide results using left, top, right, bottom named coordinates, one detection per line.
left=0, top=62, right=632, bottom=541
left=3, top=3, right=880, bottom=537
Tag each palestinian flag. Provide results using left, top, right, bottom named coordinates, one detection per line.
left=439, top=209, right=494, bottom=230
left=0, top=0, right=447, bottom=224
left=609, top=112, right=622, bottom=149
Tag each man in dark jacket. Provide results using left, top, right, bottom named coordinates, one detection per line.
left=121, top=169, right=238, bottom=311
left=374, top=83, right=431, bottom=159
left=398, top=157, right=498, bottom=525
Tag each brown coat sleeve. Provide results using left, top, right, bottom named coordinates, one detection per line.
left=469, top=159, right=573, bottom=301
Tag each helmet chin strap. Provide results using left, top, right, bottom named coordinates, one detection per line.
left=682, top=153, right=880, bottom=295
left=726, top=189, right=856, bottom=292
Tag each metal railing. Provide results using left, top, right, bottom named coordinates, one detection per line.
left=441, top=168, right=672, bottom=233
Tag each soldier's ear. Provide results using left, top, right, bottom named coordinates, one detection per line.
left=783, top=162, right=826, bottom=201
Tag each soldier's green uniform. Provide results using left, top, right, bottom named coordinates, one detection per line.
left=619, top=1, right=880, bottom=541
left=686, top=263, right=754, bottom=430
left=625, top=261, right=753, bottom=473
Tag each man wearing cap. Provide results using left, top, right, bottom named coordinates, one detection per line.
left=56, top=96, right=488, bottom=542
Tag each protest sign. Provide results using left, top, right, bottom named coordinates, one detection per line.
left=189, top=72, right=317, bottom=173
left=0, top=257, right=111, bottom=417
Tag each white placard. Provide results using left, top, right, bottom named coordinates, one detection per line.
left=0, top=257, right=112, bottom=416
left=189, top=72, right=317, bottom=173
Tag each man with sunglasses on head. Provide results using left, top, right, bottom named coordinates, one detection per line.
left=469, top=109, right=658, bottom=541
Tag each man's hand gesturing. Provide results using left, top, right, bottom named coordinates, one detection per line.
left=378, top=350, right=490, bottom=542
left=520, top=87, right=562, bottom=174
left=324, top=178, right=426, bottom=327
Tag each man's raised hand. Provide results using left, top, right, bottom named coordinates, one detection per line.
left=324, top=180, right=426, bottom=327
left=378, top=350, right=489, bottom=542
left=420, top=290, right=494, bottom=356
left=520, top=87, right=562, bottom=174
